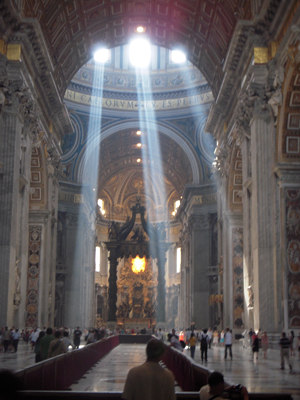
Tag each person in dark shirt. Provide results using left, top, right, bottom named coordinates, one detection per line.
left=73, top=327, right=82, bottom=349
left=279, top=332, right=292, bottom=370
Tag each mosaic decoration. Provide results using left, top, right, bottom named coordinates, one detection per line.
left=232, top=228, right=244, bottom=328
left=285, top=189, right=300, bottom=328
left=25, top=226, right=42, bottom=328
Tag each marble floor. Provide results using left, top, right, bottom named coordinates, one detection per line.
left=0, top=340, right=300, bottom=399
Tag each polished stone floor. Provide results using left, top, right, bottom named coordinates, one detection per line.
left=1, top=340, right=300, bottom=399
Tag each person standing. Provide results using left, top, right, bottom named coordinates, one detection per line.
left=251, top=331, right=259, bottom=360
left=189, top=332, right=197, bottom=359
left=40, top=327, right=54, bottom=360
left=199, top=329, right=209, bottom=362
left=48, top=330, right=67, bottom=358
left=257, top=329, right=262, bottom=349
left=261, top=331, right=269, bottom=359
left=30, top=328, right=39, bottom=350
left=62, top=331, right=75, bottom=352
left=207, top=328, right=213, bottom=349
left=213, top=329, right=219, bottom=346
left=34, top=331, right=45, bottom=362
left=289, top=331, right=295, bottom=356
left=279, top=332, right=292, bottom=370
left=2, top=327, right=11, bottom=353
left=220, top=330, right=225, bottom=346
left=224, top=328, right=232, bottom=360
left=157, top=328, right=164, bottom=341
left=186, top=328, right=191, bottom=349
left=12, top=329, right=21, bottom=353
left=73, top=327, right=82, bottom=349
left=122, top=338, right=175, bottom=400
left=248, top=328, right=254, bottom=346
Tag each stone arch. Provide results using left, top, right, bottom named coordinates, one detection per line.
left=76, top=120, right=202, bottom=185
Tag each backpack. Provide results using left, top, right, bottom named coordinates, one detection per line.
left=200, top=334, right=207, bottom=347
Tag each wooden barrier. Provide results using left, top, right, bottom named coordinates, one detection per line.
left=14, top=335, right=120, bottom=391
left=12, top=336, right=293, bottom=400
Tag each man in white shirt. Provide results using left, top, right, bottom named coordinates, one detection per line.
left=224, top=328, right=232, bottom=359
left=157, top=328, right=164, bottom=341
left=207, top=328, right=213, bottom=349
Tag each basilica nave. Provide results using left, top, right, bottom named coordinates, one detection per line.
left=0, top=0, right=300, bottom=341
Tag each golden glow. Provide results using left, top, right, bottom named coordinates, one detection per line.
left=132, top=256, right=146, bottom=274
left=136, top=26, right=146, bottom=33
left=137, top=158, right=141, bottom=163
left=137, top=143, right=142, bottom=147
left=136, top=130, right=142, bottom=135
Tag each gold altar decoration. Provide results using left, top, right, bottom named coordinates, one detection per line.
left=117, top=257, right=158, bottom=320
left=132, top=256, right=145, bottom=274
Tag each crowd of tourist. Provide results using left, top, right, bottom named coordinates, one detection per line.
left=1, top=324, right=300, bottom=371
left=0, top=325, right=112, bottom=361
left=153, top=326, right=300, bottom=369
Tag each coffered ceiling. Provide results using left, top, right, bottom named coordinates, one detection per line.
left=21, top=0, right=253, bottom=97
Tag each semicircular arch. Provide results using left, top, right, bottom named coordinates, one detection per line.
left=76, top=120, right=202, bottom=185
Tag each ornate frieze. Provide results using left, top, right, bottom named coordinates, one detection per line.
left=232, top=227, right=244, bottom=328
left=25, top=225, right=42, bottom=328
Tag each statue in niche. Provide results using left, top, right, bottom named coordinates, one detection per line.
left=266, top=67, right=284, bottom=125
left=109, top=221, right=120, bottom=239
left=247, top=286, right=254, bottom=308
left=14, top=263, right=21, bottom=306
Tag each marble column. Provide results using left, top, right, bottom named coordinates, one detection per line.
left=241, top=136, right=254, bottom=328
left=179, top=226, right=190, bottom=329
left=156, top=247, right=167, bottom=322
left=63, top=212, right=94, bottom=328
left=222, top=212, right=243, bottom=330
left=0, top=100, right=24, bottom=326
left=14, top=122, right=33, bottom=328
left=250, top=109, right=277, bottom=331
left=190, top=214, right=210, bottom=329
left=27, top=210, right=50, bottom=328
